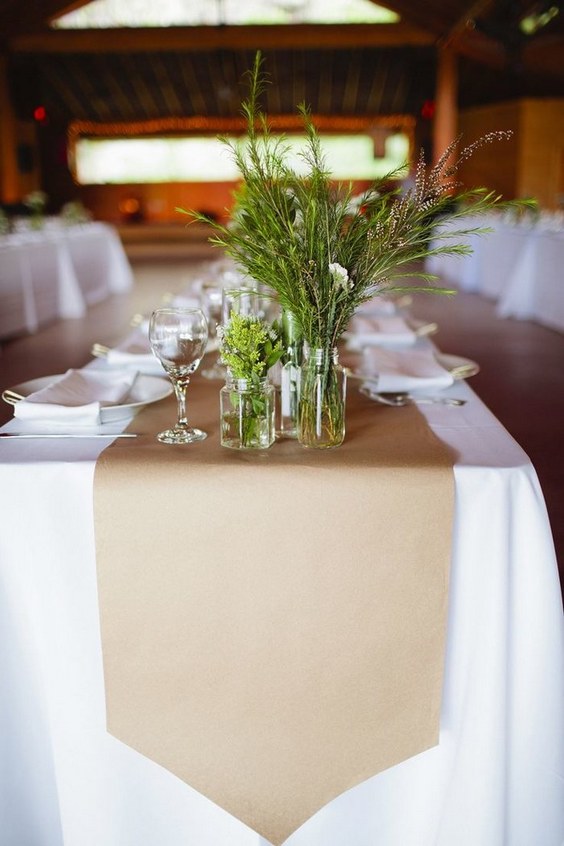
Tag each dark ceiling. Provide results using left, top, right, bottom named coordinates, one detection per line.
left=8, top=47, right=437, bottom=123
left=3, top=0, right=564, bottom=126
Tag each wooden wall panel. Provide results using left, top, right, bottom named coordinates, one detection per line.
left=518, top=99, right=564, bottom=209
left=458, top=98, right=564, bottom=208
left=457, top=101, right=521, bottom=201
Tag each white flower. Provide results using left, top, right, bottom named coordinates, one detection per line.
left=344, top=189, right=380, bottom=215
left=329, top=262, right=352, bottom=290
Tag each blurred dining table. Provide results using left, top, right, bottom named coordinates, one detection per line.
left=0, top=221, right=133, bottom=340
left=425, top=211, right=564, bottom=333
left=0, top=340, right=562, bottom=846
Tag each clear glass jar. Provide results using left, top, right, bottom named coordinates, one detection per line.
left=220, top=376, right=275, bottom=450
left=297, top=347, right=346, bottom=449
left=279, top=309, right=303, bottom=439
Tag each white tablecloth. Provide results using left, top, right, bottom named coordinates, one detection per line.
left=425, top=214, right=485, bottom=294
left=0, top=376, right=562, bottom=845
left=498, top=228, right=564, bottom=331
left=0, top=223, right=133, bottom=339
left=426, top=213, right=564, bottom=332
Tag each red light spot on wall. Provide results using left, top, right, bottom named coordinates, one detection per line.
left=421, top=100, right=436, bottom=120
left=33, top=106, right=48, bottom=123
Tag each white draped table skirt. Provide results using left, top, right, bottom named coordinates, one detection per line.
left=0, top=383, right=563, bottom=846
left=426, top=213, right=564, bottom=333
left=0, top=223, right=133, bottom=340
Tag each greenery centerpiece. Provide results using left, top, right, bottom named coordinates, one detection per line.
left=23, top=190, right=48, bottom=230
left=189, top=53, right=530, bottom=448
left=60, top=200, right=92, bottom=226
left=0, top=208, right=10, bottom=235
left=219, top=312, right=283, bottom=449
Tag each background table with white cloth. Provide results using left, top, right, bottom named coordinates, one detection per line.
left=0, top=223, right=133, bottom=340
left=0, top=374, right=562, bottom=846
left=426, top=212, right=564, bottom=332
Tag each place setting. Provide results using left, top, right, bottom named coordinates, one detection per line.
left=89, top=271, right=237, bottom=378
left=0, top=365, right=173, bottom=439
left=344, top=344, right=479, bottom=408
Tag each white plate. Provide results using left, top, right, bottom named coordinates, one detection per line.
left=435, top=353, right=480, bottom=380
left=2, top=373, right=173, bottom=423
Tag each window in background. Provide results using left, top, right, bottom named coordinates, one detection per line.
left=74, top=133, right=410, bottom=185
left=53, top=0, right=398, bottom=28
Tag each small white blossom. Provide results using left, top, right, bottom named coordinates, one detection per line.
left=329, top=262, right=352, bottom=291
left=344, top=189, right=380, bottom=215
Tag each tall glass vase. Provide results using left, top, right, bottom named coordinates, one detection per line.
left=297, top=347, right=346, bottom=449
left=279, top=309, right=303, bottom=439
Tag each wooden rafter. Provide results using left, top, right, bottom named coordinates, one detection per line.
left=10, top=22, right=434, bottom=54
left=439, top=0, right=497, bottom=46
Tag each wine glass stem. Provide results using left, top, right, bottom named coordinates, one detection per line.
left=173, top=379, right=190, bottom=429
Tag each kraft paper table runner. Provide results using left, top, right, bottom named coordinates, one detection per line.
left=93, top=381, right=455, bottom=845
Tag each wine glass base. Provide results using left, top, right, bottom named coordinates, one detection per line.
left=156, top=427, right=207, bottom=445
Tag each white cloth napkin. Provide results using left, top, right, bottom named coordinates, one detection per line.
left=360, top=347, right=454, bottom=393
left=105, top=348, right=163, bottom=375
left=346, top=315, right=417, bottom=350
left=98, top=328, right=164, bottom=375
left=14, top=369, right=139, bottom=425
left=104, top=330, right=164, bottom=375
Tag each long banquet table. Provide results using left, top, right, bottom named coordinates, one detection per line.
left=1, top=350, right=563, bottom=846
left=0, top=222, right=133, bottom=340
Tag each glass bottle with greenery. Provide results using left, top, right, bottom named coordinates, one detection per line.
left=278, top=308, right=303, bottom=438
left=219, top=312, right=283, bottom=450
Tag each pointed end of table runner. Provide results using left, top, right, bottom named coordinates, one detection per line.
left=105, top=715, right=441, bottom=846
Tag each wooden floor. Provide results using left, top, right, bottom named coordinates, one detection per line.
left=1, top=252, right=562, bottom=590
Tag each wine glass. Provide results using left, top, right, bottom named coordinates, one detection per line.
left=149, top=307, right=208, bottom=444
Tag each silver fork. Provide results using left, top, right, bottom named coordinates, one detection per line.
left=2, top=389, right=25, bottom=404
left=359, top=386, right=466, bottom=407
left=91, top=343, right=110, bottom=358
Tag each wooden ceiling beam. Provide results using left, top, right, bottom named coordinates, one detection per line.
left=439, top=0, right=496, bottom=47
left=9, top=22, right=434, bottom=54
left=445, top=28, right=507, bottom=67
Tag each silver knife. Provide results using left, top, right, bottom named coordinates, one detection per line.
left=0, top=432, right=138, bottom=439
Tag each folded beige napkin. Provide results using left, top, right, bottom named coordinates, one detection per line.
left=360, top=347, right=454, bottom=393
left=346, top=315, right=417, bottom=350
left=14, top=368, right=139, bottom=425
